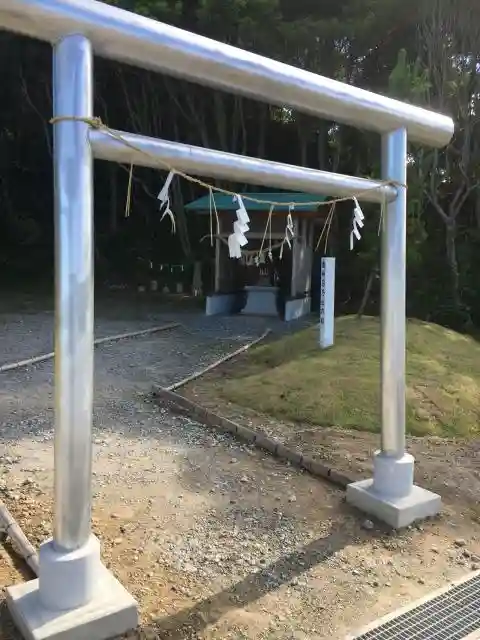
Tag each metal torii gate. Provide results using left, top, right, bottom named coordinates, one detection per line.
left=0, top=1, right=454, bottom=638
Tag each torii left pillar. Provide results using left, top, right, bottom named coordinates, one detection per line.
left=6, top=34, right=138, bottom=640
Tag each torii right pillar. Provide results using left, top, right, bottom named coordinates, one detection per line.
left=346, top=128, right=441, bottom=528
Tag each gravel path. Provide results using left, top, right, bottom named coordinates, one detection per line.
left=1, top=299, right=479, bottom=640
left=0, top=305, right=310, bottom=443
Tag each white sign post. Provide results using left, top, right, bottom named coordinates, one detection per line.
left=319, top=257, right=336, bottom=349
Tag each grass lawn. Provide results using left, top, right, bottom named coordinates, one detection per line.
left=219, top=316, right=480, bottom=438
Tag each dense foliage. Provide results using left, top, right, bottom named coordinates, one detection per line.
left=0, top=0, right=479, bottom=328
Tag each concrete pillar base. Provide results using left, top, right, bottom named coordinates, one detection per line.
left=38, top=535, right=101, bottom=611
left=346, top=451, right=441, bottom=528
left=6, top=535, right=138, bottom=640
left=372, top=451, right=414, bottom=499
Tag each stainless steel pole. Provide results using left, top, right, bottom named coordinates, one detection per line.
left=380, top=128, right=407, bottom=456
left=89, top=129, right=397, bottom=205
left=52, top=34, right=94, bottom=551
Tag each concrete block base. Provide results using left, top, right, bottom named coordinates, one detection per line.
left=346, top=479, right=441, bottom=528
left=241, top=286, right=279, bottom=316
left=6, top=564, right=138, bottom=640
left=7, top=537, right=138, bottom=640
left=284, top=296, right=311, bottom=322
left=205, top=293, right=237, bottom=316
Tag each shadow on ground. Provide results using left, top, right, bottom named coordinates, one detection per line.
left=145, top=515, right=378, bottom=639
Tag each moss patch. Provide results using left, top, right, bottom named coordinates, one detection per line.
left=218, top=316, right=480, bottom=438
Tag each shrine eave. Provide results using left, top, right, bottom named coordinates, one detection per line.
left=185, top=191, right=328, bottom=214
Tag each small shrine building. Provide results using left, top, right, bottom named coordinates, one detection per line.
left=185, top=191, right=328, bottom=321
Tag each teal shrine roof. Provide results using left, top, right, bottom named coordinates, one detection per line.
left=185, top=191, right=327, bottom=213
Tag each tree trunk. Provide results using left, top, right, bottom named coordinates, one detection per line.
left=476, top=188, right=480, bottom=230
left=445, top=221, right=462, bottom=312
left=357, top=266, right=378, bottom=319
left=299, top=132, right=308, bottom=167
left=214, top=92, right=228, bottom=151
left=316, top=124, right=327, bottom=170
left=171, top=117, right=192, bottom=260
left=109, top=164, right=118, bottom=236
left=257, top=105, right=267, bottom=159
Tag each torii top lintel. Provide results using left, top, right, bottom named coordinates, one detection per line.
left=0, top=0, right=454, bottom=148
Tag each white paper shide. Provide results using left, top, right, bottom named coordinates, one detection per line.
left=349, top=197, right=364, bottom=250
left=228, top=195, right=250, bottom=258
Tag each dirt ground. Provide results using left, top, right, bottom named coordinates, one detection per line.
left=183, top=374, right=480, bottom=520
left=1, top=297, right=479, bottom=640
